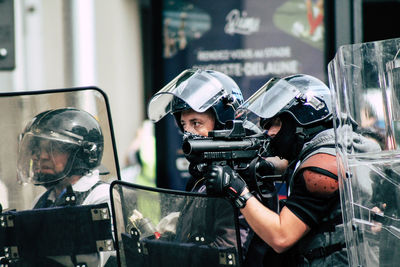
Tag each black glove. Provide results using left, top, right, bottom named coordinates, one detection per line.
left=237, top=158, right=276, bottom=180
left=205, top=165, right=247, bottom=199
left=186, top=162, right=207, bottom=191
left=256, top=159, right=275, bottom=176
left=188, top=162, right=206, bottom=179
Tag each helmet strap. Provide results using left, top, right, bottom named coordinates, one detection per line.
left=295, top=124, right=327, bottom=143
left=296, top=124, right=328, bottom=142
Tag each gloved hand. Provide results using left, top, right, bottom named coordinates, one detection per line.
left=188, top=162, right=206, bottom=179
left=205, top=165, right=247, bottom=199
left=237, top=158, right=276, bottom=179
left=256, top=159, right=276, bottom=176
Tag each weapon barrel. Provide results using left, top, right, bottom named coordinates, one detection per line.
left=182, top=138, right=260, bottom=155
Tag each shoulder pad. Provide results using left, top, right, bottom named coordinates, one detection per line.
left=300, top=153, right=337, bottom=176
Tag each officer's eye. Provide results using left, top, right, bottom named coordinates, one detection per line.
left=193, top=121, right=201, bottom=127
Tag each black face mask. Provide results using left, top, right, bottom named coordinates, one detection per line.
left=269, top=116, right=304, bottom=161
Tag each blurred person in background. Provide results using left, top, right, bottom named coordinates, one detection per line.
left=121, top=120, right=156, bottom=187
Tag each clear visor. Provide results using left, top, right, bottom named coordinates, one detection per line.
left=148, top=69, right=228, bottom=122
left=17, top=133, right=80, bottom=185
left=235, top=78, right=300, bottom=127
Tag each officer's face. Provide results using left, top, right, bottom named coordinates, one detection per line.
left=32, top=140, right=70, bottom=176
left=180, top=109, right=215, bottom=137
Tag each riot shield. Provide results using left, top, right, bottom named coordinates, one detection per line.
left=328, top=37, right=400, bottom=267
left=110, top=180, right=243, bottom=267
left=0, top=87, right=119, bottom=266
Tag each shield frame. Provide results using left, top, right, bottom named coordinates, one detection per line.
left=328, top=37, right=400, bottom=267
left=110, top=180, right=244, bottom=267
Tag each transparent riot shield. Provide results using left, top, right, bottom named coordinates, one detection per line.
left=328, top=37, right=400, bottom=267
left=111, top=181, right=242, bottom=267
left=0, top=87, right=119, bottom=266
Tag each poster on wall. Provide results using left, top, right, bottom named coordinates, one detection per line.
left=158, top=0, right=326, bottom=190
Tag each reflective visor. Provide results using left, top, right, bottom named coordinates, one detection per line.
left=235, top=78, right=300, bottom=122
left=147, top=69, right=227, bottom=122
left=17, top=133, right=80, bottom=185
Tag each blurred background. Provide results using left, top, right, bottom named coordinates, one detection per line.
left=0, top=0, right=399, bottom=191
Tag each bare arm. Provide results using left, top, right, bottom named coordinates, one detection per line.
left=241, top=153, right=338, bottom=253
left=240, top=187, right=310, bottom=253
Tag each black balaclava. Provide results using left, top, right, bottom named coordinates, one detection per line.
left=269, top=114, right=304, bottom=161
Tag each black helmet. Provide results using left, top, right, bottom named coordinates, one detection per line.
left=237, top=74, right=332, bottom=129
left=237, top=74, right=332, bottom=160
left=148, top=69, right=244, bottom=131
left=17, top=108, right=104, bottom=185
left=278, top=74, right=332, bottom=126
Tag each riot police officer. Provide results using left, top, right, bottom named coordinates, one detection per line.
left=16, top=107, right=114, bottom=267
left=148, top=69, right=287, bottom=266
left=205, top=74, right=380, bottom=266
left=148, top=68, right=287, bottom=184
